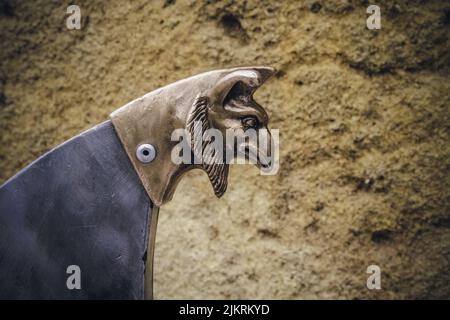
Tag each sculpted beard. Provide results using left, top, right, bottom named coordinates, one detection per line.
left=186, top=97, right=229, bottom=197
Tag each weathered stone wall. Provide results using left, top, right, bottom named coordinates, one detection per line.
left=1, top=0, right=449, bottom=299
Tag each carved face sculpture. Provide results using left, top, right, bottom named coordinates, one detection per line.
left=186, top=67, right=275, bottom=197
left=111, top=66, right=276, bottom=206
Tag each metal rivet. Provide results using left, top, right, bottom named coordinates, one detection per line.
left=136, top=144, right=156, bottom=164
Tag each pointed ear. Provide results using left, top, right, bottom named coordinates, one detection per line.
left=210, top=66, right=275, bottom=105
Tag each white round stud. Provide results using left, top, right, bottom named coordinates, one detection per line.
left=136, top=144, right=156, bottom=164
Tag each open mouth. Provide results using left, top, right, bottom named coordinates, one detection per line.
left=257, top=155, right=272, bottom=170
left=243, top=146, right=272, bottom=170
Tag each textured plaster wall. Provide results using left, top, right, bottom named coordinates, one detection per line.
left=1, top=0, right=449, bottom=299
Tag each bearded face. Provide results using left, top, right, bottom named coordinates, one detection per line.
left=186, top=68, right=275, bottom=197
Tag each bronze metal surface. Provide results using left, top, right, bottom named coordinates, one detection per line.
left=110, top=66, right=275, bottom=207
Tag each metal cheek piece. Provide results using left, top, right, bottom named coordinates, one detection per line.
left=136, top=144, right=156, bottom=163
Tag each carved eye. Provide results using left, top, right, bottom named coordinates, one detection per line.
left=242, top=117, right=259, bottom=130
